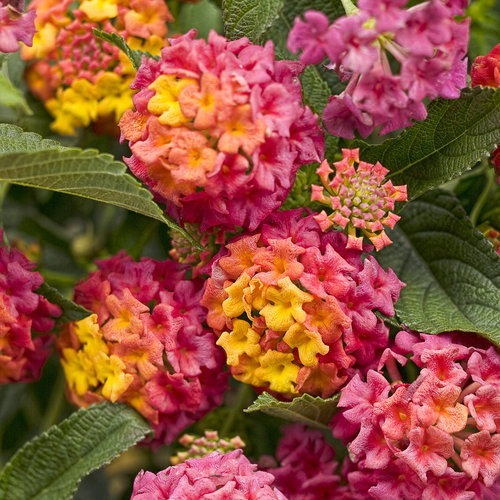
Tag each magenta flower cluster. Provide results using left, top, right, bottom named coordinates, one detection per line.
left=0, top=0, right=36, bottom=53
left=0, top=235, right=61, bottom=383
left=131, top=450, right=287, bottom=499
left=332, top=330, right=500, bottom=498
left=287, top=0, right=469, bottom=138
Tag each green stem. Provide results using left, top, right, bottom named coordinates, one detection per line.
left=220, top=383, right=253, bottom=436
left=340, top=0, right=360, bottom=15
left=39, top=371, right=67, bottom=432
left=470, top=167, right=495, bottom=226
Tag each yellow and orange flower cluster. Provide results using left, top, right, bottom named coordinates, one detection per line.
left=22, top=0, right=171, bottom=135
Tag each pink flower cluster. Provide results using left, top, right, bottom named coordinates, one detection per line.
left=312, top=148, right=407, bottom=251
left=57, top=252, right=228, bottom=446
left=0, top=236, right=61, bottom=383
left=119, top=30, right=324, bottom=232
left=0, top=0, right=36, bottom=53
left=332, top=330, right=500, bottom=498
left=202, top=210, right=404, bottom=398
left=131, top=450, right=287, bottom=499
left=287, top=0, right=469, bottom=138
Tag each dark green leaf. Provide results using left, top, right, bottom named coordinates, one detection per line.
left=244, top=392, right=339, bottom=429
left=0, top=124, right=200, bottom=248
left=357, top=87, right=500, bottom=200
left=0, top=403, right=151, bottom=500
left=375, top=190, right=500, bottom=345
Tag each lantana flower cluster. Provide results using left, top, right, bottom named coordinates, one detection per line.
left=170, top=430, right=245, bottom=465
left=57, top=252, right=228, bottom=445
left=0, top=0, right=36, bottom=53
left=201, top=210, right=404, bottom=398
left=287, top=0, right=469, bottom=138
left=22, top=0, right=171, bottom=135
left=333, top=330, right=500, bottom=498
left=119, top=29, right=324, bottom=232
left=312, top=148, right=407, bottom=251
left=0, top=235, right=61, bottom=383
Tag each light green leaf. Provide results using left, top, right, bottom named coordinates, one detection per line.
left=357, top=87, right=500, bottom=200
left=375, top=190, right=500, bottom=345
left=36, top=282, right=91, bottom=326
left=0, top=74, right=31, bottom=114
left=0, top=124, right=199, bottom=247
left=244, top=392, right=339, bottom=429
left=178, top=0, right=223, bottom=39
left=0, top=403, right=152, bottom=500
left=222, top=0, right=284, bottom=43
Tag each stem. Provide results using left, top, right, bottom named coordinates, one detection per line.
left=458, top=382, right=481, bottom=402
left=220, top=383, right=253, bottom=436
left=340, top=0, right=360, bottom=16
left=470, top=167, right=495, bottom=226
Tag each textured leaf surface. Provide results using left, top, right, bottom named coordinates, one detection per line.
left=222, top=0, right=283, bottom=43
left=376, top=190, right=500, bottom=345
left=0, top=125, right=197, bottom=245
left=245, top=392, right=339, bottom=429
left=0, top=403, right=151, bottom=500
left=358, top=87, right=500, bottom=200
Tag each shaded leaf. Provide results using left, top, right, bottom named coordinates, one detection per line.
left=244, top=392, right=339, bottom=429
left=0, top=403, right=151, bottom=500
left=375, top=190, right=500, bottom=345
left=0, top=74, right=31, bottom=114
left=357, top=87, right=500, bottom=200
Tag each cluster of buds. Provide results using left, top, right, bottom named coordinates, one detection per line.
left=119, top=30, right=324, bottom=233
left=483, top=227, right=500, bottom=256
left=131, top=450, right=287, bottom=499
left=312, top=148, right=407, bottom=251
left=0, top=234, right=61, bottom=383
left=287, top=0, right=469, bottom=138
left=0, top=0, right=36, bottom=53
left=170, top=430, right=245, bottom=465
left=57, top=252, right=228, bottom=446
left=22, top=0, right=171, bottom=135
left=333, top=330, right=500, bottom=498
left=201, top=210, right=404, bottom=398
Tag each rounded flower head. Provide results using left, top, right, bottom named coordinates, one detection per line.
left=312, top=148, right=407, bottom=251
left=0, top=0, right=36, bottom=53
left=22, top=0, right=170, bottom=135
left=201, top=210, right=404, bottom=398
left=0, top=234, right=61, bottom=383
left=131, top=450, right=287, bottom=499
left=57, top=251, right=228, bottom=447
left=288, top=1, right=469, bottom=138
left=119, top=30, right=324, bottom=233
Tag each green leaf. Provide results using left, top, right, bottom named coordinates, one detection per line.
left=357, top=87, right=500, bottom=200
left=178, top=0, right=223, bottom=39
left=244, top=392, right=340, bottom=429
left=92, top=29, right=157, bottom=71
left=0, top=74, right=31, bottom=114
left=0, top=403, right=152, bottom=500
left=36, top=282, right=91, bottom=326
left=222, top=0, right=284, bottom=43
left=0, top=124, right=200, bottom=248
left=375, top=190, right=500, bottom=345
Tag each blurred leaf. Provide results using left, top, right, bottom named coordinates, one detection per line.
left=0, top=74, right=31, bottom=114
left=357, top=87, right=500, bottom=200
left=245, top=392, right=340, bottom=429
left=178, top=0, right=223, bottom=38
left=0, top=403, right=152, bottom=500
left=468, top=0, right=500, bottom=61
left=375, top=190, right=500, bottom=345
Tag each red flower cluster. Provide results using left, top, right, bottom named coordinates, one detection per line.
left=58, top=252, right=228, bottom=446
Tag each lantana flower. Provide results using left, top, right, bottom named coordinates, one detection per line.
left=312, top=148, right=407, bottom=250
left=131, top=450, right=287, bottom=499
left=57, top=252, right=228, bottom=446
left=0, top=0, right=36, bottom=53
left=119, top=30, right=324, bottom=233
left=287, top=0, right=469, bottom=138
left=0, top=234, right=61, bottom=383
left=22, top=0, right=171, bottom=135
left=201, top=210, right=404, bottom=398
left=333, top=329, right=500, bottom=497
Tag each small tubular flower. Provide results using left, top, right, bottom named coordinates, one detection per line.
left=0, top=234, right=61, bottom=383
left=201, top=210, right=404, bottom=398
left=131, top=450, right=287, bottom=499
left=22, top=0, right=171, bottom=135
left=287, top=1, right=469, bottom=138
left=119, top=30, right=324, bottom=233
left=0, top=0, right=36, bottom=53
left=58, top=252, right=228, bottom=447
left=311, top=148, right=407, bottom=250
